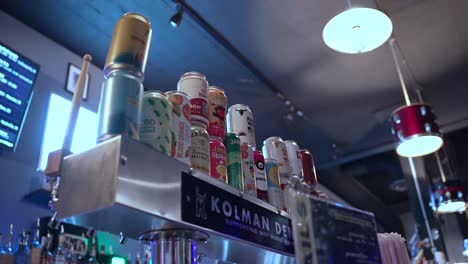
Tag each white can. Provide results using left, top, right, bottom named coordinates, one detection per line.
left=241, top=143, right=256, bottom=197
left=284, top=140, right=302, bottom=177
left=166, top=91, right=191, bottom=165
left=226, top=104, right=256, bottom=148
left=262, top=137, right=291, bottom=190
left=177, top=72, right=209, bottom=129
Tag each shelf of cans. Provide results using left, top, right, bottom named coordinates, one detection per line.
left=96, top=13, right=326, bottom=212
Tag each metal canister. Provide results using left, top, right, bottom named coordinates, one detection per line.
left=139, top=91, right=172, bottom=155
left=191, top=126, right=210, bottom=175
left=299, top=149, right=318, bottom=186
left=177, top=72, right=209, bottom=128
left=166, top=91, right=191, bottom=165
left=208, top=86, right=227, bottom=140
left=104, top=13, right=152, bottom=78
left=209, top=138, right=227, bottom=183
left=241, top=143, right=256, bottom=197
left=253, top=150, right=268, bottom=202
left=97, top=70, right=143, bottom=142
left=262, top=137, right=291, bottom=190
left=265, top=159, right=284, bottom=209
left=284, top=140, right=302, bottom=177
left=225, top=133, right=243, bottom=190
left=226, top=104, right=256, bottom=148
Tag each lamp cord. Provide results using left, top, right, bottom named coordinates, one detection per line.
left=408, top=157, right=436, bottom=250
left=435, top=152, right=447, bottom=183
left=389, top=38, right=411, bottom=106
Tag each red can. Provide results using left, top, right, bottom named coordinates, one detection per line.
left=208, top=86, right=227, bottom=140
left=177, top=72, right=209, bottom=129
left=253, top=150, right=268, bottom=202
left=241, top=143, right=256, bottom=197
left=210, top=138, right=228, bottom=183
left=299, top=149, right=317, bottom=186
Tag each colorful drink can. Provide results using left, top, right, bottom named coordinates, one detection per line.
left=208, top=86, right=227, bottom=140
left=284, top=140, right=302, bottom=177
left=253, top=150, right=268, bottom=202
left=241, top=143, right=256, bottom=197
left=262, top=137, right=291, bottom=190
left=299, top=149, right=318, bottom=186
left=166, top=91, right=191, bottom=165
left=265, top=159, right=284, bottom=209
left=226, top=104, right=256, bottom=148
left=225, top=133, right=243, bottom=190
left=191, top=126, right=210, bottom=175
left=177, top=72, right=209, bottom=129
left=139, top=91, right=172, bottom=155
left=104, top=13, right=152, bottom=79
left=209, top=138, right=228, bottom=183
left=97, top=70, right=143, bottom=142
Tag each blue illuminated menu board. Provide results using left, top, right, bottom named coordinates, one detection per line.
left=0, top=42, right=39, bottom=150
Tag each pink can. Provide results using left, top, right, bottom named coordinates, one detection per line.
left=241, top=143, right=256, bottom=197
left=177, top=72, right=209, bottom=129
left=209, top=138, right=228, bottom=183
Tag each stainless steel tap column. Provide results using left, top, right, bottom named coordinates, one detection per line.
left=140, top=229, right=209, bottom=264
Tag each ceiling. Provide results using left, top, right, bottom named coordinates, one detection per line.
left=2, top=0, right=468, bottom=232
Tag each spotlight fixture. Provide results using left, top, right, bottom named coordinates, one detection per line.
left=323, top=5, right=392, bottom=54
left=389, top=39, right=443, bottom=157
left=169, top=8, right=183, bottom=28
left=431, top=152, right=466, bottom=214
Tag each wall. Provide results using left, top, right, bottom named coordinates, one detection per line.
left=0, top=10, right=103, bottom=236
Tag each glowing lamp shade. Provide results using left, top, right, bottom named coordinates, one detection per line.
left=323, top=8, right=393, bottom=54
left=391, top=104, right=443, bottom=157
left=431, top=180, right=466, bottom=214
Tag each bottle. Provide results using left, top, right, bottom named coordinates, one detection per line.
left=87, top=234, right=97, bottom=264
left=14, top=231, right=31, bottom=264
left=39, top=236, right=51, bottom=264
left=0, top=224, right=15, bottom=264
left=30, top=218, right=42, bottom=264
left=53, top=226, right=67, bottom=264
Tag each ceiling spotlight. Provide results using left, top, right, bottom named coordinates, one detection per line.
left=169, top=8, right=183, bottom=28
left=323, top=7, right=392, bottom=54
left=296, top=110, right=304, bottom=117
left=286, top=113, right=294, bottom=121
left=284, top=100, right=291, bottom=106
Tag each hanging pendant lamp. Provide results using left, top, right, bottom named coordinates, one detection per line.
left=431, top=152, right=466, bottom=214
left=389, top=39, right=443, bottom=157
left=322, top=1, right=392, bottom=54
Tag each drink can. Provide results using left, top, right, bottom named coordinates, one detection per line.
left=265, top=159, right=284, bottom=209
left=299, top=149, right=318, bottom=186
left=210, top=138, right=227, bottom=183
left=253, top=150, right=268, bottom=202
left=139, top=91, right=172, bottom=155
left=262, top=137, right=291, bottom=190
left=191, top=126, right=210, bottom=175
left=225, top=133, right=243, bottom=190
left=241, top=143, right=256, bottom=197
left=226, top=104, right=256, bottom=148
left=284, top=140, right=302, bottom=177
left=208, top=86, right=227, bottom=140
left=97, top=70, right=143, bottom=142
left=166, top=91, right=191, bottom=165
left=177, top=72, right=209, bottom=129
left=104, top=13, right=152, bottom=78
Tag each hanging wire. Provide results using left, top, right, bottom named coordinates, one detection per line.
left=416, top=89, right=424, bottom=103
left=435, top=152, right=447, bottom=183
left=346, top=0, right=353, bottom=9
left=389, top=38, right=411, bottom=106
left=408, top=158, right=436, bottom=250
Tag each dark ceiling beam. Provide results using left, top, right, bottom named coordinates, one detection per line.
left=172, top=0, right=284, bottom=98
left=320, top=167, right=405, bottom=234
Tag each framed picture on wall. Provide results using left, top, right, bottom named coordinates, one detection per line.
left=65, top=63, right=89, bottom=100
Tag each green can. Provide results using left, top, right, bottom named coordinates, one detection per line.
left=139, top=91, right=172, bottom=155
left=225, top=133, right=243, bottom=190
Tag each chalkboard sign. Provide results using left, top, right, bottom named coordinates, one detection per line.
left=0, top=41, right=39, bottom=150
left=289, top=192, right=382, bottom=264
